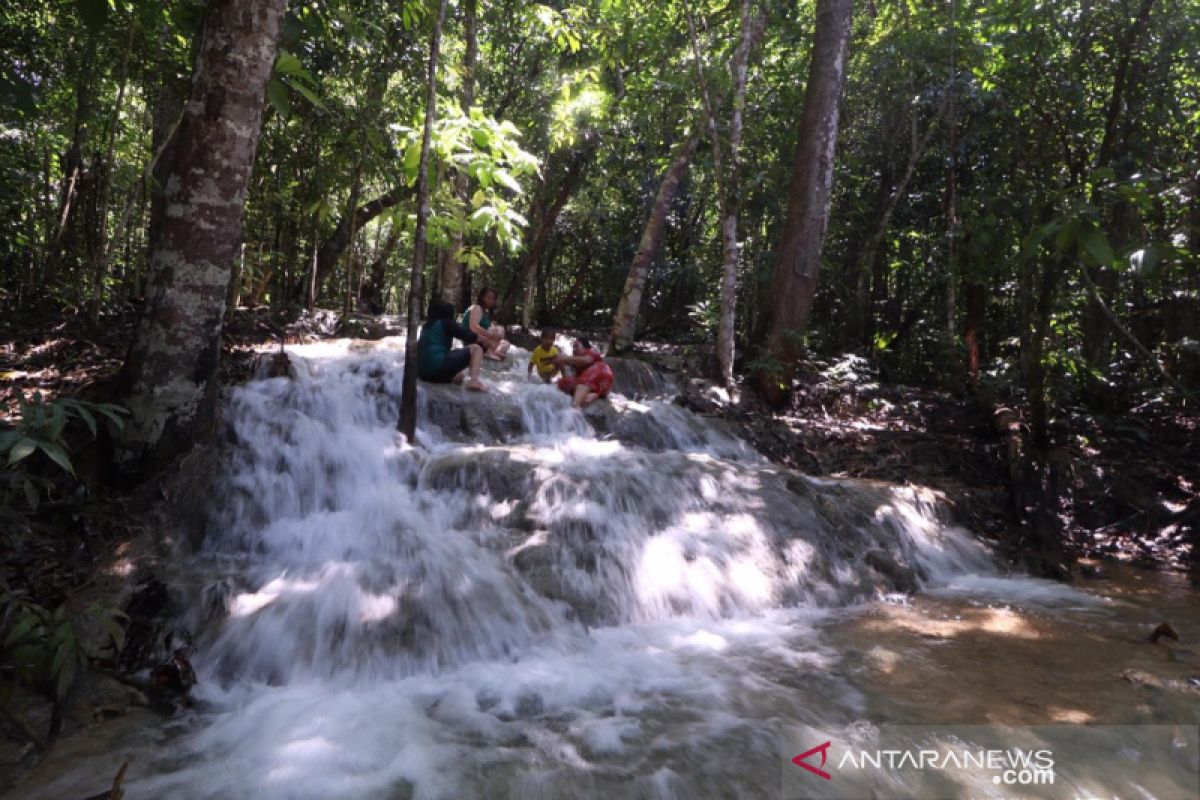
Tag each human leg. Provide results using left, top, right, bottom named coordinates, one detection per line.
left=466, top=343, right=486, bottom=391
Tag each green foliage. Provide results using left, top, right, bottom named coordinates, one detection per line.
left=395, top=108, right=540, bottom=255
left=0, top=584, right=128, bottom=744
left=1, top=396, right=128, bottom=512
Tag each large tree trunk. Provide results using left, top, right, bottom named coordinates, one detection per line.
left=440, top=0, right=476, bottom=308
left=360, top=223, right=402, bottom=312
left=609, top=134, right=698, bottom=352
left=302, top=187, right=409, bottom=302
left=116, top=0, right=287, bottom=474
left=751, top=0, right=853, bottom=402
left=398, top=0, right=449, bottom=440
left=501, top=140, right=595, bottom=322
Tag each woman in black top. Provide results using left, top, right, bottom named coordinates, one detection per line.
left=416, top=301, right=487, bottom=391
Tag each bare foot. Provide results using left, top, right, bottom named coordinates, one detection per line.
left=466, top=380, right=488, bottom=392
left=452, top=373, right=466, bottom=385
left=484, top=352, right=505, bottom=362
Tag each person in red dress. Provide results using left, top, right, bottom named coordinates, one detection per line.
left=554, top=338, right=615, bottom=408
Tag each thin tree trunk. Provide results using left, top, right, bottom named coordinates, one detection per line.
left=91, top=16, right=137, bottom=307
left=752, top=0, right=853, bottom=402
left=686, top=0, right=764, bottom=385
left=398, top=0, right=449, bottom=440
left=440, top=0, right=476, bottom=308
left=116, top=0, right=287, bottom=475
left=47, top=35, right=98, bottom=282
left=609, top=134, right=699, bottom=352
left=1082, top=0, right=1157, bottom=368
left=854, top=90, right=950, bottom=344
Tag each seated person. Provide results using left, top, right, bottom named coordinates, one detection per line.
left=554, top=338, right=614, bottom=408
left=528, top=328, right=561, bottom=383
left=462, top=287, right=510, bottom=361
left=417, top=300, right=486, bottom=392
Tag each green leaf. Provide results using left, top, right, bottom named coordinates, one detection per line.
left=285, top=79, right=326, bottom=112
left=267, top=79, right=291, bottom=120
left=74, top=406, right=97, bottom=437
left=3, top=615, right=40, bottom=648
left=403, top=139, right=422, bottom=176
left=1080, top=226, right=1114, bottom=267
left=1054, top=218, right=1080, bottom=252
left=493, top=170, right=522, bottom=194
left=37, top=441, right=75, bottom=476
left=274, top=50, right=316, bottom=86
left=8, top=438, right=36, bottom=465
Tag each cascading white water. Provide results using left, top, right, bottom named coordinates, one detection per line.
left=23, top=336, right=1158, bottom=800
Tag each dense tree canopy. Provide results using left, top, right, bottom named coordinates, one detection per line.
left=2, top=0, right=1197, bottom=435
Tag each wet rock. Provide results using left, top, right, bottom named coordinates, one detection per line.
left=118, top=578, right=171, bottom=672
left=151, top=648, right=197, bottom=693
left=1149, top=622, right=1179, bottom=644
left=421, top=449, right=535, bottom=502
left=337, top=314, right=393, bottom=340
left=675, top=377, right=730, bottom=414
left=606, top=357, right=669, bottom=399
left=864, top=549, right=920, bottom=593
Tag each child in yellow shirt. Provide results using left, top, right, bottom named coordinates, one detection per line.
left=528, top=328, right=561, bottom=383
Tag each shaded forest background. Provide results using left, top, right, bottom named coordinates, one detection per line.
left=1, top=0, right=1197, bottom=515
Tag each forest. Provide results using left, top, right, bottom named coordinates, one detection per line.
left=1, top=0, right=1198, bottom=797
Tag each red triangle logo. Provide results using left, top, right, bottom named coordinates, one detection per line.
left=792, top=740, right=833, bottom=780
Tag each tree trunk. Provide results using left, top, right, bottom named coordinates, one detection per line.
left=752, top=0, right=853, bottom=401
left=398, top=0, right=449, bottom=440
left=854, top=90, right=950, bottom=344
left=361, top=223, right=401, bottom=313
left=90, top=16, right=137, bottom=307
left=440, top=0, right=476, bottom=308
left=116, top=0, right=287, bottom=475
left=609, top=134, right=699, bottom=352
left=303, top=187, right=410, bottom=301
left=501, top=140, right=595, bottom=320
left=717, top=0, right=766, bottom=386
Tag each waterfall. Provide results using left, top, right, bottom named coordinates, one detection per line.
left=25, top=337, right=1016, bottom=798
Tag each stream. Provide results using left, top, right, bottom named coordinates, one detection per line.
left=10, top=338, right=1200, bottom=799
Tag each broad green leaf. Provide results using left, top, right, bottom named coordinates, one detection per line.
left=404, top=139, right=422, bottom=176
left=3, top=615, right=40, bottom=648
left=37, top=441, right=75, bottom=476
left=8, top=438, right=36, bottom=465
left=286, top=80, right=326, bottom=112
left=267, top=79, right=291, bottom=119
left=494, top=170, right=522, bottom=194
left=1080, top=227, right=1114, bottom=267
left=74, top=406, right=97, bottom=437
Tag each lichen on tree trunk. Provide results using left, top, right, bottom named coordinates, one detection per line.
left=116, top=0, right=287, bottom=475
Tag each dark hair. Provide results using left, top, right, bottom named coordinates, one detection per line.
left=540, top=327, right=556, bottom=338
left=576, top=337, right=593, bottom=350
left=425, top=300, right=454, bottom=327
left=476, top=287, right=496, bottom=304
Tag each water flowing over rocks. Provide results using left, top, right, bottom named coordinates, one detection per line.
left=20, top=336, right=1195, bottom=800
